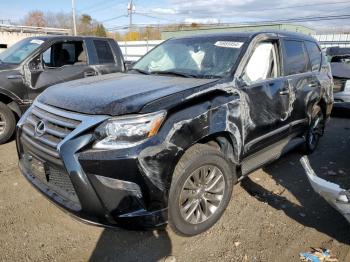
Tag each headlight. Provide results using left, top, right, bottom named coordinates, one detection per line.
left=93, top=111, right=166, bottom=149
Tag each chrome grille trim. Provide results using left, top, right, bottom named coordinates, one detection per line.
left=19, top=101, right=109, bottom=162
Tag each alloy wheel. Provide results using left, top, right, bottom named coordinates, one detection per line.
left=0, top=112, right=6, bottom=136
left=179, top=165, right=225, bottom=224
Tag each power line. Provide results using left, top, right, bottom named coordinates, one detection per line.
left=228, top=1, right=350, bottom=13
left=78, top=0, right=116, bottom=12
left=106, top=13, right=350, bottom=31
left=101, top=14, right=128, bottom=23
left=134, top=12, right=177, bottom=22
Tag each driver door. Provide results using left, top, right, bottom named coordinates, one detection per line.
left=27, top=40, right=96, bottom=100
left=240, top=39, right=292, bottom=156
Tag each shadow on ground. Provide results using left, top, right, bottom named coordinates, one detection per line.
left=241, top=114, right=350, bottom=245
left=89, top=228, right=171, bottom=262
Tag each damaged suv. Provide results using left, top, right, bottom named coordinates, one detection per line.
left=17, top=31, right=333, bottom=236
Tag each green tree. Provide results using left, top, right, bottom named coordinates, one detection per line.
left=94, top=24, right=107, bottom=37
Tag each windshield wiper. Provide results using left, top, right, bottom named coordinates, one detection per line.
left=130, top=68, right=150, bottom=75
left=150, top=70, right=200, bottom=78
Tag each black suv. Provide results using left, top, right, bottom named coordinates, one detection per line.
left=17, top=31, right=333, bottom=236
left=0, top=36, right=124, bottom=144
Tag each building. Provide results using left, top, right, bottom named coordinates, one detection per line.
left=0, top=24, right=70, bottom=52
left=161, top=23, right=315, bottom=39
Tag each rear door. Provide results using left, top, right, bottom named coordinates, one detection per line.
left=88, top=39, right=123, bottom=75
left=280, top=39, right=314, bottom=134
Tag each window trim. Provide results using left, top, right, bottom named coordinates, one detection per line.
left=40, top=40, right=88, bottom=69
left=281, top=38, right=312, bottom=76
left=241, top=39, right=282, bottom=85
left=93, top=39, right=116, bottom=65
left=304, top=40, right=322, bottom=73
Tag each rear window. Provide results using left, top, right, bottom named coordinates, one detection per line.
left=93, top=40, right=115, bottom=64
left=282, top=40, right=310, bottom=75
left=305, top=41, right=321, bottom=72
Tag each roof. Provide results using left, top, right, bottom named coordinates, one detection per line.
left=25, top=35, right=113, bottom=41
left=172, top=30, right=316, bottom=42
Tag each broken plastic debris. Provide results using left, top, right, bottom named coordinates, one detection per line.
left=300, top=248, right=338, bottom=262
left=300, top=156, right=350, bottom=223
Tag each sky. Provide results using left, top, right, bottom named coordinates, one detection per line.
left=0, top=0, right=349, bottom=31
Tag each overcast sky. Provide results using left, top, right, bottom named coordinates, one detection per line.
left=0, top=0, right=349, bottom=31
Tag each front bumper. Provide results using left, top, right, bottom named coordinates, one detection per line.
left=300, top=156, right=350, bottom=223
left=16, top=103, right=169, bottom=230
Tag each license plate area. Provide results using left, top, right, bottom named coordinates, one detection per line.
left=30, top=156, right=48, bottom=183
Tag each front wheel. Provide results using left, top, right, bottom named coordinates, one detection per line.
left=303, top=106, right=324, bottom=154
left=168, top=144, right=235, bottom=236
left=0, top=102, right=16, bottom=144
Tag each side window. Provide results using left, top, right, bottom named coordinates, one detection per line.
left=305, top=41, right=321, bottom=71
left=93, top=40, right=115, bottom=64
left=243, top=42, right=278, bottom=83
left=42, top=41, right=86, bottom=68
left=282, top=40, right=309, bottom=75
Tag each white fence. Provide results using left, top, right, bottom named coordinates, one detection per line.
left=314, top=33, right=350, bottom=48
left=119, top=40, right=163, bottom=61
left=119, top=33, right=350, bottom=62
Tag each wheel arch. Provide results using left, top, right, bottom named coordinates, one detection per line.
left=0, top=92, right=21, bottom=118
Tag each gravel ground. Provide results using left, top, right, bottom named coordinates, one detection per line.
left=0, top=116, right=349, bottom=262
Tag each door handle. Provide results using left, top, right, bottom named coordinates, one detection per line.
left=279, top=89, right=290, bottom=95
left=84, top=71, right=96, bottom=77
left=309, top=82, right=318, bottom=88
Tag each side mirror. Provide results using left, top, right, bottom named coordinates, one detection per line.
left=236, top=74, right=249, bottom=88
left=125, top=61, right=135, bottom=71
left=28, top=55, right=43, bottom=72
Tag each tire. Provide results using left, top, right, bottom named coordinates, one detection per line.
left=168, top=143, right=236, bottom=236
left=303, top=106, right=325, bottom=154
left=0, top=102, right=16, bottom=144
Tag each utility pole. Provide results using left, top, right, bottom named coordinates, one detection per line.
left=128, top=0, right=134, bottom=32
left=72, top=0, right=77, bottom=36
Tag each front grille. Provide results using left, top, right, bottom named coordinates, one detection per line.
left=45, top=166, right=80, bottom=205
left=21, top=104, right=81, bottom=162
left=333, top=78, right=347, bottom=93
left=21, top=149, right=81, bottom=211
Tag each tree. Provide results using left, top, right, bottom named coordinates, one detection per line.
left=23, top=11, right=47, bottom=27
left=45, top=12, right=71, bottom=29
left=94, top=24, right=107, bottom=37
left=78, top=14, right=93, bottom=35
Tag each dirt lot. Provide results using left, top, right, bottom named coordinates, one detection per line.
left=0, top=115, right=350, bottom=262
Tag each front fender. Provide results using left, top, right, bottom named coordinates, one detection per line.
left=137, top=94, right=243, bottom=194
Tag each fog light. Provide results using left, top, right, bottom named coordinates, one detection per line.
left=95, top=175, right=142, bottom=198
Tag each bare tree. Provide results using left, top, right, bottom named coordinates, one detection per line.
left=23, top=10, right=47, bottom=27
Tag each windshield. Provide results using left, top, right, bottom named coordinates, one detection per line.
left=0, top=38, right=44, bottom=64
left=133, top=36, right=247, bottom=78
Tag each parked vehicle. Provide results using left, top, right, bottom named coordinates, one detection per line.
left=17, top=31, right=333, bottom=236
left=326, top=47, right=350, bottom=109
left=0, top=36, right=125, bottom=144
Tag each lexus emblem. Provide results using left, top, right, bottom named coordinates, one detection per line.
left=35, top=120, right=46, bottom=137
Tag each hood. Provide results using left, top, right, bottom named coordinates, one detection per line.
left=0, top=63, right=19, bottom=72
left=38, top=73, right=218, bottom=115
left=331, top=63, right=350, bottom=79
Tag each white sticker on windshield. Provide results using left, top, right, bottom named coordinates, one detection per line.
left=30, top=39, right=44, bottom=45
left=214, top=41, right=244, bottom=49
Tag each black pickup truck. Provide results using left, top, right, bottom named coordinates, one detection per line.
left=0, top=36, right=125, bottom=144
